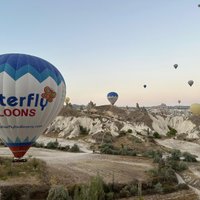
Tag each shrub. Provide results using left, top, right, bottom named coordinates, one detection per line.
left=47, top=185, right=71, bottom=200
left=88, top=175, right=105, bottom=200
left=130, top=185, right=138, bottom=195
left=176, top=161, right=188, bottom=171
left=143, top=150, right=162, bottom=159
left=46, top=140, right=59, bottom=149
left=182, top=152, right=197, bottom=162
left=79, top=125, right=89, bottom=135
left=171, top=149, right=181, bottom=161
left=149, top=167, right=176, bottom=184
left=119, top=186, right=131, bottom=198
left=100, top=143, right=114, bottom=154
left=127, top=129, right=133, bottom=133
left=154, top=182, right=163, bottom=194
left=69, top=144, right=80, bottom=152
left=153, top=132, right=161, bottom=139
left=166, top=126, right=177, bottom=137
left=58, top=145, right=70, bottom=151
left=105, top=192, right=114, bottom=200
left=32, top=142, right=45, bottom=148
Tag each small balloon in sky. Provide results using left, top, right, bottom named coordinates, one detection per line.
left=143, top=84, right=147, bottom=88
left=0, top=53, right=66, bottom=159
left=173, top=64, right=178, bottom=69
left=178, top=100, right=181, bottom=104
left=107, top=92, right=118, bottom=105
left=188, top=80, right=194, bottom=86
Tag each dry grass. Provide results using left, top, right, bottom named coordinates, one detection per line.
left=0, top=157, right=48, bottom=184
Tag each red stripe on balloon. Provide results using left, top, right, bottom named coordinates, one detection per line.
left=9, top=145, right=31, bottom=158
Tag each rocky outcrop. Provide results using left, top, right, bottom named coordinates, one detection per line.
left=45, top=106, right=200, bottom=141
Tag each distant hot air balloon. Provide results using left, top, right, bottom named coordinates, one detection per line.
left=0, top=54, right=66, bottom=159
left=174, top=64, right=178, bottom=69
left=188, top=80, right=194, bottom=87
left=143, top=85, right=147, bottom=88
left=107, top=92, right=118, bottom=105
left=178, top=100, right=181, bottom=104
left=190, top=103, right=200, bottom=115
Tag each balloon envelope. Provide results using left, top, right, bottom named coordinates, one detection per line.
left=0, top=54, right=66, bottom=158
left=190, top=104, right=200, bottom=115
left=143, top=85, right=147, bottom=88
left=107, top=92, right=118, bottom=105
left=174, top=64, right=178, bottom=69
left=178, top=100, right=181, bottom=104
left=188, top=80, right=194, bottom=86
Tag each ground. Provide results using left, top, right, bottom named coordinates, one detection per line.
left=1, top=137, right=200, bottom=199
left=0, top=147, right=154, bottom=186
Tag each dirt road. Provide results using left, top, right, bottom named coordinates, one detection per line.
left=0, top=147, right=154, bottom=185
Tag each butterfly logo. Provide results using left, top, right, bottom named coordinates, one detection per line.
left=41, top=86, right=56, bottom=102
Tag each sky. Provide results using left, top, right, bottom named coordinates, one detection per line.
left=0, top=0, right=200, bottom=106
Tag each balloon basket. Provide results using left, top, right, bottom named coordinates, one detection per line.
left=12, top=158, right=27, bottom=163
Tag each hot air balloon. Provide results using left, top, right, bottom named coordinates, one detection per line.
left=188, top=80, right=194, bottom=87
left=107, top=92, right=118, bottom=105
left=178, top=100, right=181, bottom=104
left=174, top=64, right=178, bottom=69
left=190, top=103, right=200, bottom=115
left=0, top=53, right=66, bottom=159
left=143, top=85, right=147, bottom=88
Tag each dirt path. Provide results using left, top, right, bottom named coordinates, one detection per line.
left=0, top=147, right=154, bottom=185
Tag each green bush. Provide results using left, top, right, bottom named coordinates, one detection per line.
left=105, top=192, right=114, bottom=200
left=119, top=186, right=131, bottom=198
left=154, top=182, right=163, bottom=194
left=149, top=167, right=176, bottom=184
left=127, top=129, right=133, bottom=133
left=58, top=145, right=70, bottom=151
left=73, top=175, right=105, bottom=200
left=100, top=143, right=137, bottom=156
left=47, top=185, right=71, bottom=200
left=88, top=175, right=105, bottom=200
left=176, top=161, right=188, bottom=171
left=170, top=149, right=181, bottom=161
left=153, top=132, right=161, bottom=139
left=46, top=140, right=59, bottom=149
left=182, top=152, right=197, bottom=162
left=166, top=126, right=177, bottom=137
left=143, top=150, right=162, bottom=160
left=32, top=142, right=45, bottom=148
left=69, top=144, right=80, bottom=152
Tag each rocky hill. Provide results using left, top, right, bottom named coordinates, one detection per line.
left=45, top=104, right=200, bottom=144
